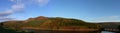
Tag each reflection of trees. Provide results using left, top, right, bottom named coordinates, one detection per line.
left=118, top=25, right=120, bottom=31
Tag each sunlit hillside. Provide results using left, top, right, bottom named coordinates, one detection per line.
left=0, top=16, right=100, bottom=31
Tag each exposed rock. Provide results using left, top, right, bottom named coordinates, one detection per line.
left=25, top=16, right=48, bottom=22
left=35, top=16, right=48, bottom=20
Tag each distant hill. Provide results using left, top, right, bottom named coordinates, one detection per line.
left=97, top=22, right=120, bottom=29
left=0, top=16, right=100, bottom=31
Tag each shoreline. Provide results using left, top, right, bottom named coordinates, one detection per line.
left=21, top=27, right=100, bottom=31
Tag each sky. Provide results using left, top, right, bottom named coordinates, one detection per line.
left=0, top=0, right=120, bottom=22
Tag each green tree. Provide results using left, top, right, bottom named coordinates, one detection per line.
left=118, top=25, right=120, bottom=31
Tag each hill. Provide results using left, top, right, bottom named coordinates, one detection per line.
left=0, top=26, right=28, bottom=33
left=97, top=22, right=120, bottom=29
left=0, top=16, right=100, bottom=31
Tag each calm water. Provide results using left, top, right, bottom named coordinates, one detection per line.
left=101, top=31, right=114, bottom=33
left=30, top=30, right=117, bottom=33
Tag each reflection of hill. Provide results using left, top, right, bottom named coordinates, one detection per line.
left=0, top=16, right=100, bottom=31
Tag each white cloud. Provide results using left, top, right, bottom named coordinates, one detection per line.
left=10, top=0, right=50, bottom=5
left=37, top=0, right=50, bottom=6
left=8, top=0, right=50, bottom=13
left=91, top=16, right=120, bottom=22
left=12, top=4, right=24, bottom=12
left=0, top=0, right=50, bottom=21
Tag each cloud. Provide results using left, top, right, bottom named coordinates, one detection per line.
left=37, top=0, right=50, bottom=6
left=0, top=17, right=16, bottom=22
left=10, top=0, right=50, bottom=6
left=0, top=11, right=12, bottom=17
left=12, top=4, right=24, bottom=11
left=0, top=0, right=50, bottom=22
left=0, top=17, right=15, bottom=20
left=92, top=16, right=120, bottom=22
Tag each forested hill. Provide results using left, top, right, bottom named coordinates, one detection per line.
left=0, top=16, right=100, bottom=31
left=0, top=26, right=28, bottom=33
left=97, top=22, right=120, bottom=29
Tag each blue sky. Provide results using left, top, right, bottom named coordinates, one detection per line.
left=0, top=0, right=120, bottom=22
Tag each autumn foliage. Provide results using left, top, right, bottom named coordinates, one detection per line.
left=0, top=16, right=100, bottom=31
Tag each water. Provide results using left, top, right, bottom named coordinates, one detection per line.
left=101, top=31, right=120, bottom=33
left=28, top=30, right=117, bottom=33
left=32, top=30, right=117, bottom=33
left=101, top=31, right=114, bottom=33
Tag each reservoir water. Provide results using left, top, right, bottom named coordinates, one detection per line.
left=29, top=30, right=118, bottom=33
left=101, top=31, right=114, bottom=33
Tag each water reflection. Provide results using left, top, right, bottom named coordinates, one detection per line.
left=27, top=30, right=120, bottom=33
left=101, top=31, right=114, bottom=33
left=33, top=30, right=101, bottom=33
left=101, top=31, right=120, bottom=33
left=114, top=32, right=120, bottom=33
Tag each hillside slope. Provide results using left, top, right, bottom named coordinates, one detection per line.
left=0, top=26, right=28, bottom=33
left=0, top=16, right=100, bottom=31
left=97, top=22, right=120, bottom=29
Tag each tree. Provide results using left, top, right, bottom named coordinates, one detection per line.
left=118, top=25, right=120, bottom=31
left=0, top=26, right=28, bottom=33
left=0, top=23, right=4, bottom=26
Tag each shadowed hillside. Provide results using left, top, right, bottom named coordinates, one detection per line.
left=97, top=22, right=120, bottom=29
left=0, top=26, right=28, bottom=33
